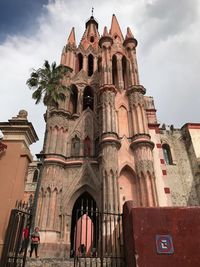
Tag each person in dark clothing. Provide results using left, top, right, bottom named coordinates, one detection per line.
left=19, top=225, right=30, bottom=254
left=30, top=227, right=40, bottom=258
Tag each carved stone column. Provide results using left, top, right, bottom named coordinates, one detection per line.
left=99, top=85, right=120, bottom=213
left=116, top=54, right=124, bottom=90
left=127, top=85, right=158, bottom=206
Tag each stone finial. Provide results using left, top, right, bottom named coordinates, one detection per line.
left=103, top=26, right=109, bottom=36
left=126, top=27, right=134, bottom=39
left=123, top=26, right=138, bottom=47
left=99, top=26, right=113, bottom=47
left=17, top=110, right=28, bottom=119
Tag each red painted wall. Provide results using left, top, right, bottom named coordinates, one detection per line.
left=123, top=201, right=200, bottom=267
left=0, top=141, right=30, bottom=255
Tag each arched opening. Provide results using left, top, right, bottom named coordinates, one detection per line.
left=90, top=36, right=94, bottom=43
left=88, top=54, right=94, bottom=77
left=97, top=57, right=102, bottom=73
left=70, top=192, right=99, bottom=257
left=69, top=85, right=78, bottom=114
left=33, top=169, right=39, bottom=182
left=71, top=135, right=80, bottom=157
left=112, top=55, right=118, bottom=88
left=83, top=86, right=94, bottom=111
left=162, top=144, right=173, bottom=165
left=94, top=137, right=99, bottom=157
left=118, top=106, right=129, bottom=137
left=84, top=136, right=91, bottom=157
left=76, top=53, right=83, bottom=73
left=122, top=56, right=128, bottom=89
left=118, top=166, right=138, bottom=211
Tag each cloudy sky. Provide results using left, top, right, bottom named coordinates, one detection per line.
left=0, top=0, right=200, bottom=156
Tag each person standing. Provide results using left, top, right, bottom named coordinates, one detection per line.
left=19, top=224, right=30, bottom=254
left=30, top=227, right=40, bottom=258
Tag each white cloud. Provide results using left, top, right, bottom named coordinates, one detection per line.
left=0, top=0, right=200, bottom=156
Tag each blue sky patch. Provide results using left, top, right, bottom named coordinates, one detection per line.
left=0, top=0, right=49, bottom=42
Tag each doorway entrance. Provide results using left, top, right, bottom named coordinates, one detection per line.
left=70, top=192, right=124, bottom=266
left=70, top=192, right=99, bottom=257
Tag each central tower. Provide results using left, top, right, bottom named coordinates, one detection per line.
left=36, top=14, right=158, bottom=257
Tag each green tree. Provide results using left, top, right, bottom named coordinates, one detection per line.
left=27, top=60, right=72, bottom=108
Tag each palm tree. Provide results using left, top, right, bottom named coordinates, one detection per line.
left=27, top=60, right=72, bottom=108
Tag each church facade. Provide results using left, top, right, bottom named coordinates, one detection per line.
left=27, top=14, right=200, bottom=257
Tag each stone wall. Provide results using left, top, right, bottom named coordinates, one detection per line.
left=159, top=128, right=198, bottom=205
left=123, top=201, right=200, bottom=267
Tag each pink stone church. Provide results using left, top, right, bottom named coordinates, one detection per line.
left=22, top=14, right=200, bottom=264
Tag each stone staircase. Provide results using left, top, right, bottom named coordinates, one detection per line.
left=26, top=257, right=124, bottom=267
left=26, top=258, right=75, bottom=267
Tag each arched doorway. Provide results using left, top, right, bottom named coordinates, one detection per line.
left=70, top=192, right=99, bottom=257
left=118, top=166, right=139, bottom=211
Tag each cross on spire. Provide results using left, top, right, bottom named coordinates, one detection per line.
left=92, top=7, right=94, bottom=16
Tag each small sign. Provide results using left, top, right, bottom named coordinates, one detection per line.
left=156, top=235, right=174, bottom=254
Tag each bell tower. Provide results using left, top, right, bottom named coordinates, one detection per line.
left=36, top=14, right=158, bottom=258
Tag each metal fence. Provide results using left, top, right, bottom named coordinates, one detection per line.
left=0, top=201, right=32, bottom=267
left=73, top=207, right=124, bottom=267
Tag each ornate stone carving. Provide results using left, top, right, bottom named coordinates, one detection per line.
left=47, top=114, right=69, bottom=130
left=135, top=160, right=154, bottom=176
left=128, top=91, right=145, bottom=107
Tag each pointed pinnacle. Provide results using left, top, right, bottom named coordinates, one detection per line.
left=103, top=26, right=109, bottom=36
left=67, top=27, right=76, bottom=45
left=126, top=27, right=134, bottom=39
left=110, top=14, right=124, bottom=41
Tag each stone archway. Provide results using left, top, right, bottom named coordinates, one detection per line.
left=70, top=192, right=99, bottom=257
left=118, top=166, right=139, bottom=211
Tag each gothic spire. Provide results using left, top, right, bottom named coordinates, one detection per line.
left=79, top=14, right=100, bottom=49
left=123, top=26, right=137, bottom=47
left=67, top=27, right=76, bottom=46
left=104, top=26, right=108, bottom=36
left=125, top=27, right=134, bottom=39
left=110, top=14, right=124, bottom=41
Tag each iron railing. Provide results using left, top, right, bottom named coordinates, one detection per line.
left=73, top=207, right=124, bottom=267
left=0, top=201, right=32, bottom=267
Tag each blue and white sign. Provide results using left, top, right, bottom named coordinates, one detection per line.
left=156, top=235, right=174, bottom=254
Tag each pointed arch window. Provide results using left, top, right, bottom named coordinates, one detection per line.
left=97, top=57, right=102, bottom=73
left=88, top=54, right=94, bottom=76
left=118, top=106, right=129, bottom=137
left=69, top=85, right=78, bottom=114
left=162, top=144, right=173, bottom=165
left=94, top=137, right=99, bottom=156
left=84, top=136, right=91, bottom=157
left=33, top=169, right=39, bottom=182
left=90, top=36, right=94, bottom=43
left=83, top=86, right=94, bottom=111
left=71, top=135, right=80, bottom=156
left=122, top=56, right=128, bottom=89
left=76, top=53, right=83, bottom=73
left=112, top=55, right=118, bottom=88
